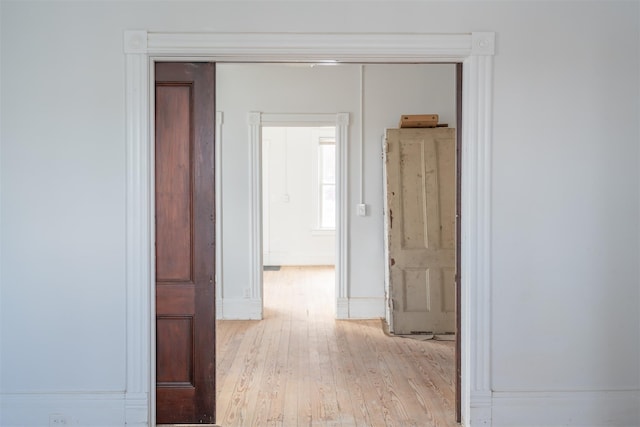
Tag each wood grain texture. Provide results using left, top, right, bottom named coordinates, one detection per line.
left=386, top=127, right=457, bottom=335
left=455, top=62, right=463, bottom=424
left=155, top=62, right=216, bottom=424
left=216, top=266, right=456, bottom=427
left=155, top=84, right=192, bottom=282
left=157, top=316, right=194, bottom=385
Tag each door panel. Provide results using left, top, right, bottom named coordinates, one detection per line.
left=156, top=85, right=193, bottom=282
left=155, top=62, right=216, bottom=424
left=386, top=128, right=456, bottom=335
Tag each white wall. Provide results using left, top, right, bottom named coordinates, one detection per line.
left=262, top=126, right=336, bottom=266
left=0, top=1, right=638, bottom=426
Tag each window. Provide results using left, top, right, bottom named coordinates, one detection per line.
left=318, top=137, right=336, bottom=229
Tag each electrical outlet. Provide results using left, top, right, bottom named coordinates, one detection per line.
left=49, top=414, right=68, bottom=426
left=357, top=203, right=367, bottom=216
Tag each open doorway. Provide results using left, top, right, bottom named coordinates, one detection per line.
left=242, top=109, right=350, bottom=321
left=126, top=30, right=496, bottom=427
left=215, top=62, right=460, bottom=425
left=262, top=125, right=337, bottom=317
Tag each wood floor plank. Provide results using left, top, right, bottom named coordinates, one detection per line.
left=250, top=304, right=281, bottom=426
left=265, top=282, right=291, bottom=425
left=364, top=328, right=417, bottom=426
left=400, top=338, right=456, bottom=418
left=218, top=319, right=267, bottom=425
left=216, top=266, right=456, bottom=427
left=357, top=321, right=403, bottom=426
left=334, top=320, right=375, bottom=426
left=216, top=320, right=252, bottom=406
left=376, top=324, right=455, bottom=426
left=322, top=320, right=357, bottom=426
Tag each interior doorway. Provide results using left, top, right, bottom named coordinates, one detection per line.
left=124, top=30, right=496, bottom=427
left=244, top=111, right=350, bottom=320
left=217, top=62, right=460, bottom=424
left=152, top=61, right=460, bottom=425
left=262, top=126, right=337, bottom=315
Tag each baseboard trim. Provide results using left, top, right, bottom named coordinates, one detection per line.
left=0, top=392, right=126, bottom=427
left=491, top=390, right=640, bottom=426
left=125, top=392, right=149, bottom=426
left=470, top=390, right=492, bottom=426
left=336, top=297, right=349, bottom=319
left=347, top=297, right=385, bottom=319
left=215, top=297, right=223, bottom=320
left=220, top=297, right=385, bottom=320
left=220, top=298, right=262, bottom=320
left=263, top=253, right=335, bottom=266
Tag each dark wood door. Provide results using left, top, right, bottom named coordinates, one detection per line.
left=155, top=62, right=216, bottom=424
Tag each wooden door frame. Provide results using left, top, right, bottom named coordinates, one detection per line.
left=455, top=62, right=464, bottom=423
left=123, top=31, right=495, bottom=427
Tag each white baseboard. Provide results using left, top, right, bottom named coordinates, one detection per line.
left=0, top=392, right=126, bottom=427
left=491, top=390, right=640, bottom=427
left=469, top=391, right=492, bottom=426
left=216, top=297, right=223, bottom=320
left=219, top=297, right=383, bottom=320
left=125, top=392, right=149, bottom=426
left=336, top=298, right=349, bottom=319
left=220, top=298, right=262, bottom=320
left=263, top=252, right=335, bottom=266
left=347, top=297, right=385, bottom=319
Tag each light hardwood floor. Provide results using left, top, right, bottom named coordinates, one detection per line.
left=216, top=266, right=457, bottom=427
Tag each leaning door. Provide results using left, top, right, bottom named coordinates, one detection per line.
left=386, top=127, right=456, bottom=335
left=155, top=62, right=216, bottom=424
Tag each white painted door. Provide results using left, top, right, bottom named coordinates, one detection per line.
left=385, top=128, right=456, bottom=334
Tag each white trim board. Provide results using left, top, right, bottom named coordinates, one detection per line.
left=215, top=111, right=223, bottom=319
left=491, top=390, right=640, bottom=427
left=124, top=30, right=495, bottom=427
left=0, top=392, right=128, bottom=427
left=348, top=297, right=385, bottom=319
left=221, top=298, right=262, bottom=320
left=262, top=254, right=335, bottom=266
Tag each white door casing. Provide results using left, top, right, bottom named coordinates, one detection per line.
left=123, top=31, right=495, bottom=426
left=248, top=113, right=349, bottom=321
